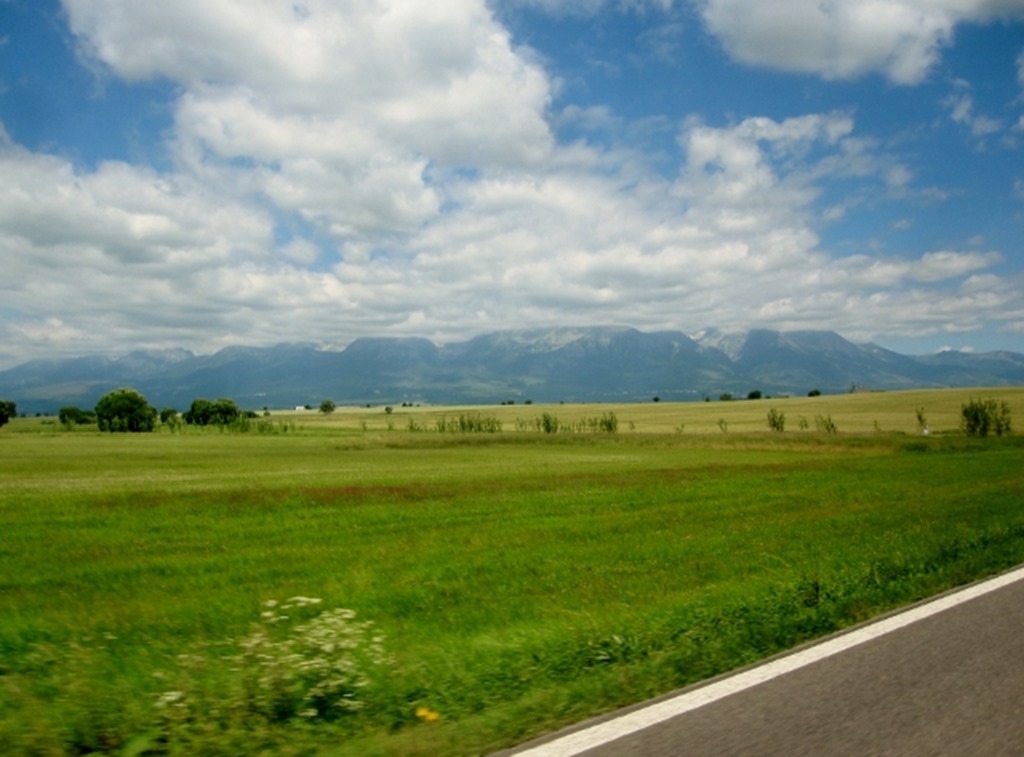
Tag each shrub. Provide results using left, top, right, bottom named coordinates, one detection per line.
left=0, top=399, right=16, bottom=427
left=815, top=414, right=838, bottom=435
left=59, top=406, right=96, bottom=427
left=95, top=388, right=157, bottom=433
left=155, top=598, right=391, bottom=741
left=598, top=411, right=618, bottom=433
left=232, top=600, right=388, bottom=722
left=915, top=407, right=928, bottom=434
left=183, top=398, right=242, bottom=426
left=540, top=412, right=560, bottom=434
left=961, top=398, right=1012, bottom=438
left=766, top=408, right=785, bottom=432
left=435, top=414, right=502, bottom=433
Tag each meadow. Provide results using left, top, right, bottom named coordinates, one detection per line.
left=1, top=388, right=1023, bottom=755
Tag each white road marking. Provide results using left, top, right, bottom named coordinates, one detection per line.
left=513, top=565, right=1024, bottom=756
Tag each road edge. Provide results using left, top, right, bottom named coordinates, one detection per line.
left=500, top=564, right=1024, bottom=756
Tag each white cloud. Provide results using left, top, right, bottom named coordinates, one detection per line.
left=913, top=250, right=1003, bottom=282
left=944, top=86, right=1004, bottom=138
left=698, top=0, right=1024, bottom=84
left=6, top=85, right=1016, bottom=366
left=65, top=0, right=554, bottom=240
left=1, top=3, right=1021, bottom=368
left=809, top=250, right=1002, bottom=290
left=0, top=133, right=287, bottom=360
left=65, top=0, right=553, bottom=163
left=0, top=138, right=271, bottom=271
left=279, top=239, right=321, bottom=266
left=495, top=0, right=675, bottom=16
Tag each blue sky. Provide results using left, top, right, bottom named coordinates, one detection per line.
left=1, top=0, right=1023, bottom=369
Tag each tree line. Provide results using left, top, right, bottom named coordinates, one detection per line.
left=53, top=388, right=253, bottom=433
left=0, top=389, right=1014, bottom=437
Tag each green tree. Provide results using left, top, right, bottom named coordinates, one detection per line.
left=0, top=400, right=15, bottom=428
left=766, top=407, right=786, bottom=432
left=319, top=400, right=336, bottom=415
left=183, top=398, right=242, bottom=426
left=160, top=408, right=182, bottom=428
left=747, top=390, right=763, bottom=400
left=95, top=388, right=157, bottom=432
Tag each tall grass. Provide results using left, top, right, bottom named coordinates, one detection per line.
left=1, top=391, right=1023, bottom=754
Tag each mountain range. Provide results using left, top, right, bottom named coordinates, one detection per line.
left=2, top=326, right=1023, bottom=414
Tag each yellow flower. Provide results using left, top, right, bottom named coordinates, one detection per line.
left=415, top=706, right=441, bottom=722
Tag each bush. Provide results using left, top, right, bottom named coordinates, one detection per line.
left=598, top=411, right=618, bottom=433
left=961, top=398, right=1012, bottom=438
left=59, top=406, right=96, bottom=427
left=766, top=408, right=785, bottom=432
left=815, top=414, right=838, bottom=435
left=153, top=598, right=390, bottom=744
left=435, top=414, right=502, bottom=433
left=0, top=399, right=15, bottom=427
left=540, top=412, right=560, bottom=434
left=183, top=398, right=242, bottom=426
left=95, top=388, right=157, bottom=433
left=915, top=407, right=928, bottom=434
left=747, top=390, right=762, bottom=400
left=319, top=400, right=336, bottom=415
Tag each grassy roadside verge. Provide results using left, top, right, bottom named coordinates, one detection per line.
left=1, top=405, right=1023, bottom=754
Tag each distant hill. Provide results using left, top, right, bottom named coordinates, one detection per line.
left=2, top=326, right=1023, bottom=414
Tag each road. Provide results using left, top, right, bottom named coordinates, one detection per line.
left=503, top=565, right=1024, bottom=756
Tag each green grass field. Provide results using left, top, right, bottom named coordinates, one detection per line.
left=1, top=388, right=1023, bottom=755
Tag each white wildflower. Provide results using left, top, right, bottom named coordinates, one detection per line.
left=155, top=690, right=185, bottom=709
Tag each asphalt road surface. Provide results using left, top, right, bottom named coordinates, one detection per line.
left=504, top=566, right=1024, bottom=756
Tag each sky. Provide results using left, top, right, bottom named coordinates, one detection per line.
left=1, top=0, right=1023, bottom=369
